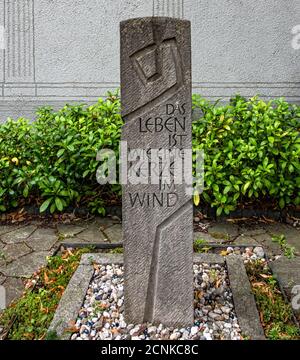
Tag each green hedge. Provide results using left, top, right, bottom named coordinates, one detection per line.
left=193, top=95, right=300, bottom=215
left=0, top=93, right=299, bottom=216
left=0, top=92, right=122, bottom=215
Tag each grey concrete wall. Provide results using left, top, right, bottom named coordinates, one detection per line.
left=0, top=0, right=299, bottom=122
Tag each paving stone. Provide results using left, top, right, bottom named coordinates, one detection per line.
left=0, top=259, right=7, bottom=268
left=0, top=225, right=37, bottom=244
left=262, top=223, right=300, bottom=253
left=252, top=233, right=282, bottom=255
left=278, top=227, right=300, bottom=253
left=102, top=224, right=122, bottom=244
left=57, top=224, right=86, bottom=239
left=284, top=228, right=300, bottom=254
left=263, top=223, right=291, bottom=235
left=94, top=217, right=118, bottom=228
left=238, top=225, right=267, bottom=237
left=1, top=243, right=32, bottom=262
left=0, top=246, right=5, bottom=267
left=0, top=275, right=5, bottom=285
left=0, top=225, right=25, bottom=236
left=25, top=227, right=58, bottom=251
left=0, top=251, right=49, bottom=278
left=194, top=232, right=223, bottom=244
left=2, top=277, right=24, bottom=306
left=226, top=255, right=265, bottom=340
left=75, top=224, right=107, bottom=243
left=269, top=257, right=300, bottom=300
left=208, top=222, right=239, bottom=241
left=75, top=217, right=116, bottom=231
left=233, top=235, right=260, bottom=246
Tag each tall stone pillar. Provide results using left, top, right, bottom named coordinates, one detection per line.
left=121, top=17, right=193, bottom=327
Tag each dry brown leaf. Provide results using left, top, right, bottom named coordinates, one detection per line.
left=259, top=274, right=272, bottom=279
left=44, top=271, right=49, bottom=284
left=67, top=248, right=74, bottom=256
left=52, top=265, right=64, bottom=274
left=68, top=320, right=76, bottom=328
left=41, top=307, right=50, bottom=314
left=25, top=279, right=36, bottom=290
left=227, top=217, right=249, bottom=223
left=93, top=264, right=100, bottom=271
left=196, top=291, right=204, bottom=300
left=215, top=279, right=222, bottom=288
left=259, top=216, right=276, bottom=223
left=57, top=285, right=65, bottom=293
left=259, top=312, right=265, bottom=326
left=64, top=326, right=79, bottom=333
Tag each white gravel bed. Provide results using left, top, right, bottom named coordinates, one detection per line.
left=71, top=262, right=243, bottom=341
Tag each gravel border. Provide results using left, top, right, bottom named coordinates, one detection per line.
left=48, top=253, right=264, bottom=340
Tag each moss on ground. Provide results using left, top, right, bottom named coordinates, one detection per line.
left=245, top=260, right=300, bottom=340
left=0, top=247, right=91, bottom=340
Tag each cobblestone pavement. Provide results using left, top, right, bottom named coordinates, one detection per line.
left=0, top=216, right=299, bottom=307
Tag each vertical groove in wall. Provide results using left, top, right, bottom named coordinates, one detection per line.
left=11, top=0, right=15, bottom=77
left=3, top=0, right=6, bottom=85
left=5, top=0, right=34, bottom=82
left=17, top=0, right=21, bottom=77
left=22, top=0, right=26, bottom=77
left=153, top=0, right=183, bottom=18
left=31, top=0, right=36, bottom=85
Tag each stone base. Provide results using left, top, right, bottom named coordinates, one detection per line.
left=48, top=253, right=264, bottom=340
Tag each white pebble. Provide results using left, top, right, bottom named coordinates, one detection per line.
left=147, top=326, right=157, bottom=335
left=103, top=311, right=110, bottom=318
left=254, top=247, right=265, bottom=258
left=170, top=332, right=181, bottom=340
left=190, top=326, right=199, bottom=336
left=203, top=332, right=212, bottom=340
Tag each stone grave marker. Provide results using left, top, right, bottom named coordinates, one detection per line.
left=121, top=17, right=193, bottom=327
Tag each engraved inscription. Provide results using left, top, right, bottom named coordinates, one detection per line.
left=127, top=100, right=188, bottom=210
